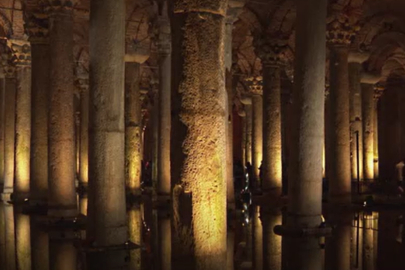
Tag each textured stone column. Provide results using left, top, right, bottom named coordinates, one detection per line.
left=326, top=23, right=354, bottom=203
left=247, top=77, right=263, bottom=187
left=170, top=0, right=228, bottom=268
left=156, top=5, right=171, bottom=197
left=77, top=78, right=89, bottom=191
left=255, top=38, right=285, bottom=196
left=349, top=61, right=364, bottom=181
left=26, top=17, right=50, bottom=205
left=2, top=66, right=17, bottom=200
left=87, top=1, right=128, bottom=267
left=15, top=209, right=31, bottom=270
left=13, top=42, right=32, bottom=203
left=125, top=62, right=142, bottom=196
left=281, top=0, right=327, bottom=255
left=373, top=87, right=383, bottom=179
left=45, top=0, right=77, bottom=217
left=0, top=76, right=4, bottom=189
left=243, top=100, right=252, bottom=166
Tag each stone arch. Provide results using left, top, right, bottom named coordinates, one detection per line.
left=0, top=11, right=13, bottom=38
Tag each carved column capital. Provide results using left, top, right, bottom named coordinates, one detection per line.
left=326, top=12, right=359, bottom=46
left=25, top=12, right=49, bottom=44
left=40, top=0, right=79, bottom=11
left=153, top=10, right=171, bottom=55
left=373, top=84, right=384, bottom=101
left=9, top=41, right=31, bottom=67
left=254, top=35, right=288, bottom=67
left=245, top=76, right=263, bottom=96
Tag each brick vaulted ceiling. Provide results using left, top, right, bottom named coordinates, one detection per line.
left=0, top=0, right=405, bottom=95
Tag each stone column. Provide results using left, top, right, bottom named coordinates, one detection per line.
left=255, top=37, right=286, bottom=196
left=87, top=0, right=128, bottom=266
left=13, top=41, right=32, bottom=203
left=0, top=75, right=4, bottom=189
left=241, top=99, right=253, bottom=166
left=45, top=0, right=77, bottom=218
left=26, top=16, right=50, bottom=206
left=124, top=61, right=143, bottom=196
left=156, top=4, right=171, bottom=197
left=171, top=0, right=228, bottom=268
left=2, top=65, right=17, bottom=201
left=348, top=52, right=368, bottom=182
left=373, top=87, right=383, bottom=179
left=77, top=77, right=89, bottom=190
left=276, top=1, right=328, bottom=267
left=247, top=77, right=263, bottom=188
left=326, top=21, right=355, bottom=203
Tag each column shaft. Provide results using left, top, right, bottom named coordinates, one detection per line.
left=349, top=62, right=363, bottom=181
left=88, top=0, right=127, bottom=251
left=0, top=77, right=4, bottom=188
left=15, top=66, right=31, bottom=201
left=362, top=84, right=374, bottom=181
left=79, top=85, right=89, bottom=187
left=48, top=9, right=76, bottom=217
left=245, top=105, right=252, bottom=165
left=158, top=51, right=171, bottom=195
left=252, top=94, right=263, bottom=185
left=262, top=65, right=282, bottom=194
left=373, top=99, right=379, bottom=179
left=226, top=70, right=234, bottom=206
left=30, top=42, right=49, bottom=203
left=125, top=63, right=142, bottom=195
left=328, top=46, right=351, bottom=203
left=171, top=2, right=227, bottom=269
left=289, top=0, right=326, bottom=226
left=3, top=76, right=17, bottom=198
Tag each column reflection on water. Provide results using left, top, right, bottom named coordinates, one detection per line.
left=283, top=236, right=323, bottom=270
left=262, top=209, right=282, bottom=270
left=152, top=209, right=171, bottom=270
left=128, top=206, right=142, bottom=270
left=252, top=206, right=263, bottom=270
left=15, top=208, right=31, bottom=270
left=49, top=230, right=77, bottom=270
left=0, top=204, right=5, bottom=266
left=4, top=204, right=16, bottom=270
left=351, top=211, right=379, bottom=270
left=30, top=216, right=49, bottom=270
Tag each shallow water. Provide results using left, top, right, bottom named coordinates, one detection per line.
left=0, top=198, right=405, bottom=270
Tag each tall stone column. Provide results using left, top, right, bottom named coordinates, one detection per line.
left=255, top=37, right=286, bottom=196
left=247, top=77, right=263, bottom=188
left=124, top=58, right=146, bottom=196
left=77, top=77, right=89, bottom=190
left=241, top=99, right=253, bottom=166
left=26, top=16, right=50, bottom=206
left=156, top=4, right=171, bottom=197
left=171, top=0, right=228, bottom=268
left=373, top=87, right=383, bottom=179
left=276, top=2, right=328, bottom=269
left=326, top=21, right=355, bottom=203
left=0, top=75, right=4, bottom=189
left=87, top=0, right=128, bottom=268
left=45, top=0, right=77, bottom=217
left=2, top=64, right=17, bottom=201
left=13, top=41, right=32, bottom=203
left=348, top=52, right=367, bottom=182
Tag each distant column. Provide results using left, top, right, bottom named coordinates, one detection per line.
left=373, top=87, right=384, bottom=179
left=0, top=73, right=5, bottom=189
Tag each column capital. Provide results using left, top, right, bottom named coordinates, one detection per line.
left=373, top=84, right=384, bottom=101
left=25, top=12, right=49, bottom=45
left=125, top=39, right=150, bottom=64
left=39, top=0, right=79, bottom=13
left=153, top=3, right=171, bottom=55
left=8, top=40, right=31, bottom=67
left=360, top=71, right=381, bottom=85
left=245, top=76, right=263, bottom=96
left=254, top=35, right=288, bottom=67
left=326, top=13, right=359, bottom=46
left=226, top=0, right=245, bottom=24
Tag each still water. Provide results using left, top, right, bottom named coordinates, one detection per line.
left=0, top=199, right=405, bottom=270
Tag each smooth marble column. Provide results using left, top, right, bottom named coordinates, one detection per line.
left=87, top=0, right=128, bottom=268
left=47, top=3, right=77, bottom=217
left=171, top=0, right=228, bottom=268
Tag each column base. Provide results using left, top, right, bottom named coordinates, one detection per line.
left=47, top=205, right=78, bottom=219
left=11, top=192, right=30, bottom=204
left=1, top=192, right=12, bottom=203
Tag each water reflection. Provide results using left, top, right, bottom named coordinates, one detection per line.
left=1, top=202, right=405, bottom=270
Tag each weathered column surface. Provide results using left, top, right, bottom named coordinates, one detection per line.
left=249, top=77, right=263, bottom=188
left=125, top=62, right=142, bottom=196
left=287, top=0, right=326, bottom=228
left=157, top=6, right=171, bottom=197
left=255, top=38, right=284, bottom=196
left=170, top=0, right=228, bottom=269
left=26, top=17, right=50, bottom=205
left=46, top=1, right=77, bottom=217
left=243, top=100, right=252, bottom=166
left=348, top=54, right=366, bottom=181
left=88, top=0, right=128, bottom=256
left=14, top=42, right=32, bottom=202
left=2, top=66, right=17, bottom=200
left=77, top=77, right=89, bottom=191
left=326, top=25, right=352, bottom=203
left=373, top=87, right=383, bottom=179
left=0, top=76, right=4, bottom=189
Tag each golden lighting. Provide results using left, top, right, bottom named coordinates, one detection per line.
left=15, top=155, right=30, bottom=194
left=16, top=212, right=31, bottom=270
left=128, top=206, right=142, bottom=269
